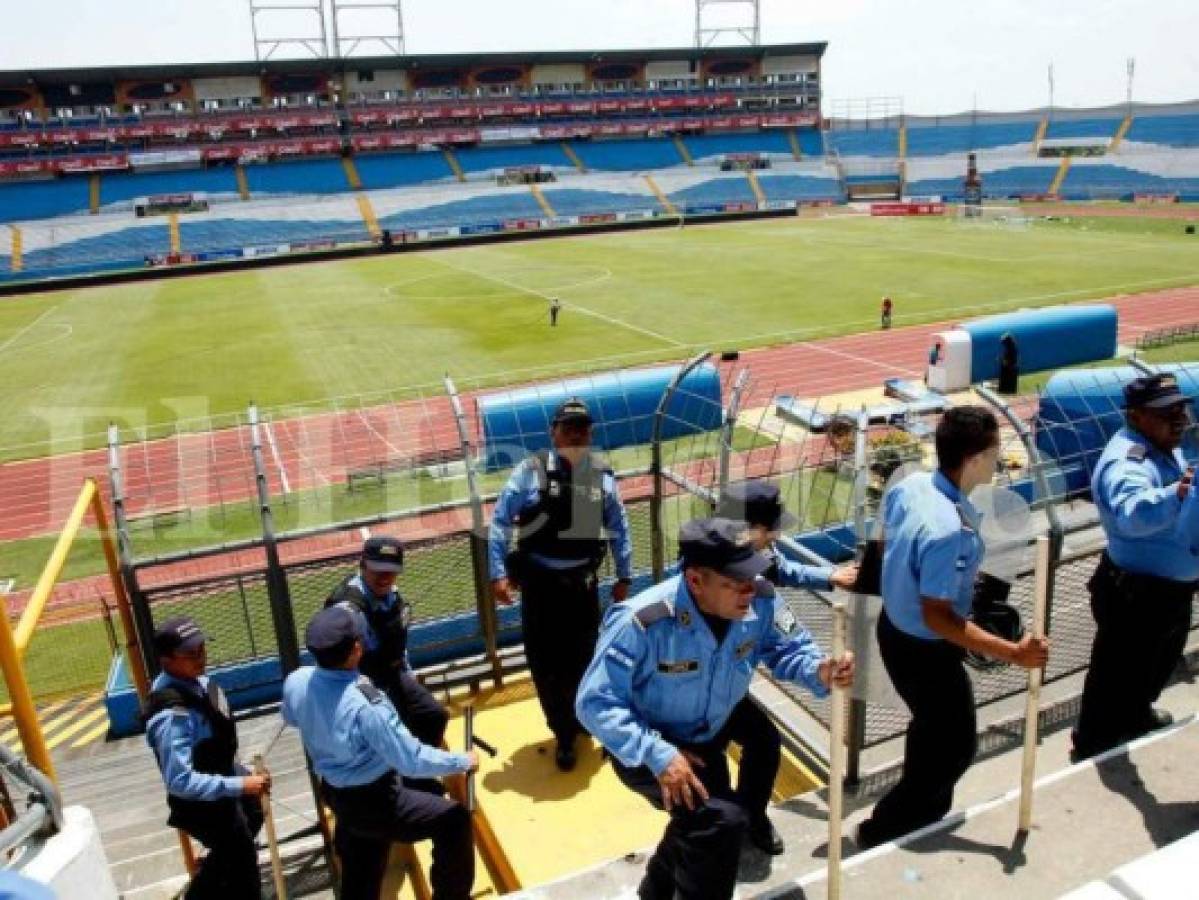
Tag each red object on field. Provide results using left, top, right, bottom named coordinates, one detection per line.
left=870, top=202, right=946, bottom=217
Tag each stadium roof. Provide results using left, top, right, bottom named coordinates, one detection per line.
left=0, top=42, right=827, bottom=87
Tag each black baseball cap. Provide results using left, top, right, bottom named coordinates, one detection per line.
left=716, top=481, right=798, bottom=531
left=678, top=517, right=772, bottom=580
left=1123, top=373, right=1190, bottom=410
left=153, top=616, right=206, bottom=657
left=361, top=536, right=404, bottom=573
left=305, top=605, right=362, bottom=655
left=551, top=398, right=593, bottom=427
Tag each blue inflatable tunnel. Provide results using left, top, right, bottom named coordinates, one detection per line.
left=477, top=363, right=724, bottom=471
left=1034, top=364, right=1199, bottom=495
left=962, top=305, right=1118, bottom=383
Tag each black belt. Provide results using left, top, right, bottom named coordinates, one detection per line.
left=1098, top=553, right=1199, bottom=595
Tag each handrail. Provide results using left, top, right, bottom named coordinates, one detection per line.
left=0, top=743, right=64, bottom=854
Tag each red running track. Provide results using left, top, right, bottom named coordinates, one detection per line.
left=1, top=286, right=1196, bottom=552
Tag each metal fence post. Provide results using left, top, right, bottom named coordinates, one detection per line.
left=108, top=424, right=159, bottom=683
left=844, top=407, right=871, bottom=784
left=248, top=405, right=301, bottom=675
left=717, top=368, right=751, bottom=506
left=445, top=376, right=503, bottom=683
left=651, top=352, right=712, bottom=582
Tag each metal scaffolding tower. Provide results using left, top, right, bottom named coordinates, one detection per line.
left=695, top=0, right=761, bottom=48
left=330, top=0, right=406, bottom=57
left=248, top=0, right=329, bottom=60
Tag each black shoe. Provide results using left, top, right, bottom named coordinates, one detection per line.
left=853, top=821, right=883, bottom=850
left=747, top=816, right=785, bottom=855
left=1143, top=707, right=1174, bottom=731
left=554, top=740, right=577, bottom=772
left=637, top=873, right=672, bottom=900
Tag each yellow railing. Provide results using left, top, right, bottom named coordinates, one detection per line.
left=0, top=478, right=148, bottom=782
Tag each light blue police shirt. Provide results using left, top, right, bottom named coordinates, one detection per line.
left=281, top=666, right=470, bottom=788
left=145, top=672, right=246, bottom=801
left=1092, top=427, right=1199, bottom=582
left=488, top=450, right=633, bottom=580
left=879, top=470, right=985, bottom=641
left=576, top=573, right=827, bottom=776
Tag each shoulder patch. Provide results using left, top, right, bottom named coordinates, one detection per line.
left=634, top=599, right=674, bottom=629
left=355, top=675, right=384, bottom=704
left=1126, top=444, right=1148, bottom=461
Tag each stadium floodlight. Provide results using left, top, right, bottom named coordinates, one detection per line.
left=330, top=0, right=406, bottom=57
left=695, top=0, right=760, bottom=48
left=249, top=0, right=330, bottom=60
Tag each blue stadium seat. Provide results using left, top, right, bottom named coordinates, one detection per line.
left=683, top=131, right=793, bottom=162
left=571, top=138, right=684, bottom=171
left=1125, top=114, right=1199, bottom=148
left=0, top=177, right=92, bottom=223
left=100, top=168, right=241, bottom=206
left=755, top=174, right=842, bottom=202
left=1044, top=117, right=1119, bottom=140
left=826, top=128, right=898, bottom=157
left=243, top=157, right=348, bottom=195
left=378, top=192, right=545, bottom=231
left=454, top=144, right=573, bottom=174
left=906, top=120, right=1038, bottom=156
left=538, top=188, right=656, bottom=216
left=17, top=224, right=170, bottom=274
left=179, top=217, right=369, bottom=253
left=1059, top=164, right=1199, bottom=200
left=669, top=177, right=757, bottom=208
left=354, top=151, right=454, bottom=189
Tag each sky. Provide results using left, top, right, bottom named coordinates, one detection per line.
left=1, top=0, right=1196, bottom=114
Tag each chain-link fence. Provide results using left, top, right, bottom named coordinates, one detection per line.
left=109, top=352, right=1199, bottom=778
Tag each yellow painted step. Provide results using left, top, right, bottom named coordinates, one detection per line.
left=561, top=142, right=587, bottom=172
left=644, top=175, right=678, bottom=216
left=898, top=123, right=907, bottom=160
left=530, top=183, right=556, bottom=218
left=168, top=212, right=181, bottom=254
left=673, top=134, right=694, bottom=166
left=787, top=129, right=804, bottom=160
left=356, top=193, right=382, bottom=240
left=7, top=225, right=21, bottom=272
left=89, top=174, right=100, bottom=213
left=746, top=170, right=766, bottom=206
left=235, top=165, right=250, bottom=200
left=1048, top=155, right=1072, bottom=195
left=1109, top=114, right=1133, bottom=153
left=443, top=148, right=466, bottom=182
left=342, top=155, right=363, bottom=190
left=1033, top=115, right=1049, bottom=154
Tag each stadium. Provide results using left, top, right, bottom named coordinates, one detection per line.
left=0, top=1, right=1197, bottom=897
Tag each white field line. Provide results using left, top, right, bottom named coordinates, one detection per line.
left=0, top=306, right=56, bottom=355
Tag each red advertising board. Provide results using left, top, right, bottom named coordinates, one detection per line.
left=870, top=202, right=946, bottom=217
left=0, top=160, right=53, bottom=176
left=57, top=153, right=129, bottom=173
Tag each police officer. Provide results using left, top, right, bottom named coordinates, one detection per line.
left=326, top=537, right=449, bottom=756
left=577, top=518, right=854, bottom=898
left=855, top=406, right=1049, bottom=849
left=716, top=480, right=859, bottom=593
left=282, top=606, right=478, bottom=900
left=143, top=617, right=269, bottom=900
left=550, top=297, right=562, bottom=326
left=489, top=397, right=634, bottom=771
left=1072, top=373, right=1198, bottom=760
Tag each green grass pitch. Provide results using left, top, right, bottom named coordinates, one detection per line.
left=0, top=213, right=1197, bottom=459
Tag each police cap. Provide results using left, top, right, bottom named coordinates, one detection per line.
left=716, top=481, right=798, bottom=531
left=678, top=517, right=771, bottom=580
left=153, top=616, right=206, bottom=657
left=305, top=605, right=362, bottom=655
left=361, top=536, right=404, bottom=573
left=551, top=397, right=593, bottom=427
left=1123, top=373, right=1190, bottom=410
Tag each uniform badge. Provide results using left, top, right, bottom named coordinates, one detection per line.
left=590, top=487, right=602, bottom=502
left=657, top=659, right=699, bottom=674
left=773, top=603, right=798, bottom=636
left=679, top=609, right=692, bottom=627
left=548, top=482, right=561, bottom=497
left=736, top=639, right=755, bottom=660
left=400, top=603, right=412, bottom=628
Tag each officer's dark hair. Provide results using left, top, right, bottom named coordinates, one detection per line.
left=311, top=638, right=357, bottom=669
left=935, top=406, right=999, bottom=472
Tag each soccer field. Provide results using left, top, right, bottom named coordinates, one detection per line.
left=1, top=212, right=1197, bottom=456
